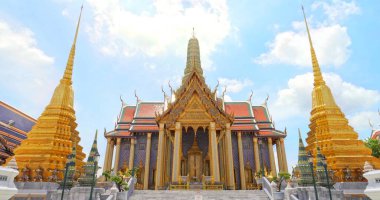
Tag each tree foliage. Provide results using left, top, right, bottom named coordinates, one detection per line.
left=364, top=138, right=380, bottom=158
left=276, top=172, right=291, bottom=192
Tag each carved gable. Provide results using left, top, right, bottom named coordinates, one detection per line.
left=156, top=73, right=233, bottom=129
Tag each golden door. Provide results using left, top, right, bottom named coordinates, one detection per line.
left=188, top=151, right=202, bottom=182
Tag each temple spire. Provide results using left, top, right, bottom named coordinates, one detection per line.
left=62, top=5, right=83, bottom=83
left=302, top=6, right=325, bottom=86
left=183, top=29, right=203, bottom=82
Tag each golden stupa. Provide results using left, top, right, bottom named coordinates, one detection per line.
left=302, top=8, right=380, bottom=182
left=13, top=7, right=85, bottom=180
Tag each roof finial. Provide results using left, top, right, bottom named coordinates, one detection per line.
left=369, top=119, right=374, bottom=130
left=192, top=27, right=195, bottom=38
left=222, top=86, right=227, bottom=100
left=248, top=90, right=254, bottom=102
left=161, top=85, right=167, bottom=98
left=263, top=94, right=269, bottom=106
left=120, top=95, right=126, bottom=106
left=134, top=90, right=140, bottom=103
left=213, top=80, right=220, bottom=94
left=62, top=5, right=83, bottom=82
left=302, top=5, right=325, bottom=86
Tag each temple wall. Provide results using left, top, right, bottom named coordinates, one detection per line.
left=134, top=134, right=147, bottom=167
left=231, top=132, right=241, bottom=189
left=118, top=139, right=131, bottom=171
left=182, top=128, right=195, bottom=157
left=243, top=134, right=255, bottom=171
left=261, top=139, right=271, bottom=174
left=149, top=133, right=159, bottom=187
left=197, top=129, right=209, bottom=158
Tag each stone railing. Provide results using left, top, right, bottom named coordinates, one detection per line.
left=262, top=177, right=273, bottom=199
left=127, top=177, right=136, bottom=198
left=290, top=194, right=299, bottom=200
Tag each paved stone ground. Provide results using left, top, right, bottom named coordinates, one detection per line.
left=129, top=190, right=269, bottom=200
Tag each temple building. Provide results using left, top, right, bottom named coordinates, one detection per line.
left=302, top=8, right=380, bottom=182
left=12, top=7, right=85, bottom=181
left=103, top=34, right=288, bottom=190
left=0, top=101, right=36, bottom=164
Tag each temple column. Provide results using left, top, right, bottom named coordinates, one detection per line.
left=237, top=131, right=246, bottom=189
left=276, top=139, right=284, bottom=172
left=210, top=122, right=220, bottom=182
left=103, top=138, right=111, bottom=172
left=253, top=137, right=260, bottom=173
left=172, top=122, right=182, bottom=182
left=225, top=123, right=235, bottom=189
left=129, top=138, right=135, bottom=170
left=155, top=123, right=165, bottom=189
left=144, top=133, right=152, bottom=189
left=114, top=138, right=121, bottom=173
left=107, top=139, right=115, bottom=171
left=268, top=138, right=277, bottom=177
left=280, top=138, right=288, bottom=172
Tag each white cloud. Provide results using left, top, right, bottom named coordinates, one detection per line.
left=218, top=78, right=253, bottom=93
left=312, top=0, right=360, bottom=23
left=254, top=0, right=360, bottom=68
left=86, top=0, right=231, bottom=71
left=0, top=19, right=56, bottom=115
left=349, top=111, right=380, bottom=135
left=254, top=23, right=351, bottom=67
left=271, top=73, right=380, bottom=121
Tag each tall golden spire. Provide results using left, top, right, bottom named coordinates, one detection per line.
left=302, top=6, right=325, bottom=86
left=62, top=5, right=83, bottom=83
left=14, top=6, right=86, bottom=181
left=303, top=6, right=380, bottom=182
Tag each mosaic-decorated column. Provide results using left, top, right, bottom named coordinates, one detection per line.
left=276, top=139, right=284, bottom=172
left=210, top=122, right=220, bottom=182
left=172, top=122, right=182, bottom=182
left=114, top=138, right=121, bottom=173
left=253, top=137, right=260, bottom=173
left=225, top=123, right=235, bottom=189
left=129, top=138, right=135, bottom=170
left=237, top=131, right=246, bottom=189
left=107, top=139, right=115, bottom=171
left=280, top=138, right=288, bottom=172
left=155, top=123, right=165, bottom=189
left=268, top=138, right=277, bottom=176
left=144, top=133, right=152, bottom=189
left=103, top=138, right=111, bottom=172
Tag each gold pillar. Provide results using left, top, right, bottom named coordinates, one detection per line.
left=225, top=123, right=235, bottom=189
left=209, top=122, right=220, bottom=182
left=155, top=123, right=165, bottom=189
left=276, top=139, right=284, bottom=172
left=280, top=138, right=288, bottom=173
left=237, top=131, right=246, bottom=189
left=129, top=138, right=135, bottom=170
left=103, top=138, right=111, bottom=172
left=172, top=122, right=182, bottom=182
left=253, top=137, right=260, bottom=173
left=114, top=138, right=121, bottom=173
left=144, top=133, right=152, bottom=189
left=107, top=139, right=115, bottom=171
left=268, top=138, right=277, bottom=177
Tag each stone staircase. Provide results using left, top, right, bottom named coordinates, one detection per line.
left=129, top=190, right=269, bottom=200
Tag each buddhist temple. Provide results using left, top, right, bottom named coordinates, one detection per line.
left=103, top=33, right=289, bottom=190
left=302, top=7, right=380, bottom=182
left=13, top=7, right=86, bottom=181
left=370, top=111, right=380, bottom=139
left=0, top=101, right=36, bottom=164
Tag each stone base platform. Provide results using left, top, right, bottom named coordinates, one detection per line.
left=129, top=190, right=269, bottom=200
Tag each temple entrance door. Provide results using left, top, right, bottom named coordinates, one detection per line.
left=187, top=135, right=203, bottom=182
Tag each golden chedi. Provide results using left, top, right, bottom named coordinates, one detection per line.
left=302, top=8, right=380, bottom=182
left=13, top=7, right=85, bottom=181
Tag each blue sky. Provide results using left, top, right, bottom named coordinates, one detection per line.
left=1, top=0, right=379, bottom=171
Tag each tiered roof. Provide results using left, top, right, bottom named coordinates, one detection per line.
left=106, top=100, right=284, bottom=137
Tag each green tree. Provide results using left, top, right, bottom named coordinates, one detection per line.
left=276, top=172, right=291, bottom=192
left=364, top=138, right=380, bottom=158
